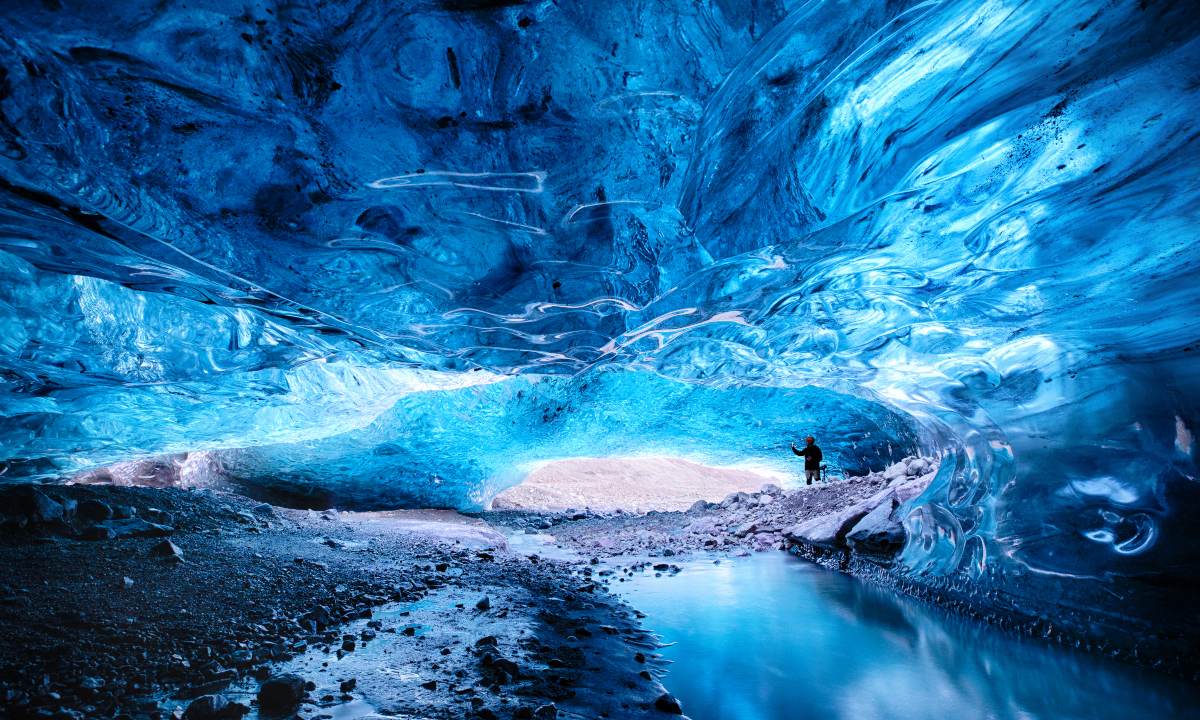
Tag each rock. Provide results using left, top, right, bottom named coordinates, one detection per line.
left=111, top=504, right=135, bottom=519
left=150, top=539, right=184, bottom=561
left=475, top=596, right=491, bottom=611
left=907, top=458, right=931, bottom=476
left=688, top=499, right=711, bottom=513
left=845, top=494, right=904, bottom=556
left=182, top=695, right=248, bottom=720
left=734, top=521, right=758, bottom=538
left=7, top=486, right=64, bottom=525
left=83, top=518, right=174, bottom=541
left=77, top=499, right=113, bottom=523
left=257, top=674, right=307, bottom=714
left=760, top=483, right=783, bottom=495
left=122, top=576, right=135, bottom=590
left=892, top=474, right=934, bottom=503
left=784, top=486, right=894, bottom=549
left=80, top=525, right=116, bottom=541
left=882, top=461, right=909, bottom=481
left=654, top=692, right=683, bottom=714
left=144, top=507, right=174, bottom=525
left=339, top=678, right=356, bottom=693
left=720, top=492, right=752, bottom=508
left=532, top=703, right=558, bottom=719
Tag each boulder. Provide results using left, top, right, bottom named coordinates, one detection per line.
left=82, top=518, right=174, bottom=541
left=654, top=692, right=683, bottom=714
left=77, top=499, right=113, bottom=523
left=182, top=694, right=248, bottom=720
left=906, top=457, right=931, bottom=476
left=7, top=486, right=64, bottom=525
left=150, top=539, right=184, bottom=561
left=882, top=461, right=909, bottom=482
left=784, top=482, right=904, bottom=549
left=845, top=494, right=904, bottom=556
left=257, top=674, right=307, bottom=714
left=892, top=474, right=933, bottom=503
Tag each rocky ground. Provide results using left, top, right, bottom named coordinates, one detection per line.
left=6, top=454, right=1192, bottom=718
left=484, top=456, right=938, bottom=566
left=0, top=484, right=685, bottom=720
left=0, top=456, right=958, bottom=720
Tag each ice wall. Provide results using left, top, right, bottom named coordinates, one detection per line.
left=1, top=0, right=1198, bottom=635
left=220, top=372, right=917, bottom=508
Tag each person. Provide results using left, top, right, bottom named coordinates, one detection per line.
left=791, top=436, right=823, bottom=485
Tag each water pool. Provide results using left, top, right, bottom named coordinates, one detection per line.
left=616, top=552, right=1200, bottom=720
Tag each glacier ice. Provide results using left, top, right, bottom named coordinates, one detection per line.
left=0, top=0, right=1198, bottom=641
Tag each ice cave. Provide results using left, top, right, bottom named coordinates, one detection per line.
left=0, top=0, right=1198, bottom=718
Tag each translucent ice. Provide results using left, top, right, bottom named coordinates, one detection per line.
left=0, top=0, right=1198, bottom=638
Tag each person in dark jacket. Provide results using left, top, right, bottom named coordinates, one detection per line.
left=791, top=436, right=823, bottom=485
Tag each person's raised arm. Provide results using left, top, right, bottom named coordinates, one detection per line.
left=791, top=443, right=803, bottom=457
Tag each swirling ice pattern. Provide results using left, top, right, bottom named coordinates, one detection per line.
left=0, top=0, right=1198, bottom=624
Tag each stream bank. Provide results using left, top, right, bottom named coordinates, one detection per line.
left=1, top=454, right=1194, bottom=719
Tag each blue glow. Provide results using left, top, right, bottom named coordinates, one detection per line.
left=0, top=0, right=1198, bottom=631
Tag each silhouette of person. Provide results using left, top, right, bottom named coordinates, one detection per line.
left=790, top=436, right=823, bottom=485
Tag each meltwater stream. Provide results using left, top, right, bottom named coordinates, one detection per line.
left=617, top=553, right=1200, bottom=720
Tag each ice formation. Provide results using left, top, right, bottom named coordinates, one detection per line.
left=0, top=1, right=1197, bottom=631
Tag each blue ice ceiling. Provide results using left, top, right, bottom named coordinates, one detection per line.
left=1, top=0, right=1199, bottom=617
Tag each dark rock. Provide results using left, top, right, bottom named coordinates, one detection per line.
left=257, top=674, right=306, bottom=714
left=144, top=507, right=174, bottom=524
left=532, top=703, right=558, bottom=719
left=654, top=692, right=683, bottom=714
left=7, top=486, right=64, bottom=525
left=420, top=679, right=437, bottom=690
left=475, top=596, right=491, bottom=611
left=111, top=504, right=135, bottom=519
left=83, top=518, right=174, bottom=541
left=80, top=525, right=116, bottom=541
left=182, top=694, right=249, bottom=719
left=150, top=539, right=184, bottom=561
left=339, top=678, right=356, bottom=693
left=845, top=494, right=905, bottom=556
left=77, top=499, right=113, bottom=523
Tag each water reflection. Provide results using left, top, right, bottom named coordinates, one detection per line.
left=616, top=553, right=1200, bottom=720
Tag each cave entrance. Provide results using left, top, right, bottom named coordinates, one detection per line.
left=488, top=455, right=792, bottom=513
